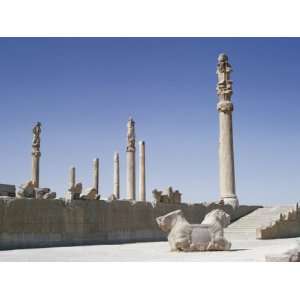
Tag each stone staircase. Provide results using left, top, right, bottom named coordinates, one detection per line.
left=225, top=206, right=295, bottom=240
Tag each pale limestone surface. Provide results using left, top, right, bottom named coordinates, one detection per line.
left=0, top=238, right=298, bottom=262
left=216, top=54, right=239, bottom=209
left=265, top=241, right=300, bottom=261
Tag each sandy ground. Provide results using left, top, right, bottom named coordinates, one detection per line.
left=0, top=237, right=299, bottom=262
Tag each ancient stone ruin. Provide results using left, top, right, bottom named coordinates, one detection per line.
left=152, top=187, right=182, bottom=204
left=16, top=179, right=56, bottom=200
left=2, top=53, right=299, bottom=259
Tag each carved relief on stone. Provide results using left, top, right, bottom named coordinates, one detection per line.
left=32, top=122, right=42, bottom=157
left=126, top=117, right=135, bottom=152
left=216, top=53, right=233, bottom=101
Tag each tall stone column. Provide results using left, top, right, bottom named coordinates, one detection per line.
left=69, top=166, right=76, bottom=190
left=216, top=53, right=239, bottom=209
left=31, top=122, right=41, bottom=188
left=139, top=141, right=146, bottom=201
left=93, top=158, right=99, bottom=194
left=113, top=152, right=120, bottom=199
left=126, top=117, right=136, bottom=200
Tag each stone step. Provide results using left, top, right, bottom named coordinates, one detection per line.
left=225, top=206, right=295, bottom=240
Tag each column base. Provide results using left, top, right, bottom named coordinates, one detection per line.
left=221, top=195, right=239, bottom=210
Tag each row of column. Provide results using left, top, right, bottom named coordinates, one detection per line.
left=30, top=54, right=238, bottom=207
left=31, top=118, right=146, bottom=201
left=67, top=124, right=145, bottom=201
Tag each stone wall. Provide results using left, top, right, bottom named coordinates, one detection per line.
left=0, top=184, right=15, bottom=197
left=0, top=197, right=260, bottom=250
left=257, top=204, right=300, bottom=239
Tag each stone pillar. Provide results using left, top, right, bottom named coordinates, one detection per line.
left=65, top=166, right=76, bottom=201
left=126, top=117, right=136, bottom=200
left=69, top=166, right=76, bottom=190
left=113, top=152, right=120, bottom=199
left=31, top=122, right=42, bottom=188
left=139, top=141, right=146, bottom=201
left=216, top=53, right=239, bottom=209
left=93, top=158, right=99, bottom=194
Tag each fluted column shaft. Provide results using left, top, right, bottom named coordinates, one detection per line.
left=218, top=102, right=236, bottom=199
left=31, top=122, right=42, bottom=188
left=126, top=150, right=136, bottom=200
left=139, top=141, right=146, bottom=201
left=114, top=152, right=120, bottom=199
left=126, top=117, right=136, bottom=201
left=32, top=153, right=40, bottom=188
left=93, top=158, right=99, bottom=194
left=69, top=166, right=76, bottom=189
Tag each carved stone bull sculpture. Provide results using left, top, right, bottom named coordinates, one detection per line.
left=156, top=209, right=231, bottom=252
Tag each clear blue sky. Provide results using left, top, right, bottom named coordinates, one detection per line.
left=0, top=38, right=299, bottom=205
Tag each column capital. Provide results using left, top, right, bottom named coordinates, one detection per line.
left=32, top=151, right=41, bottom=158
left=217, top=101, right=234, bottom=113
left=126, top=117, right=136, bottom=152
left=216, top=53, right=233, bottom=102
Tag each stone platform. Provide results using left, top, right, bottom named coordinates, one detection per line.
left=0, top=204, right=299, bottom=261
left=0, top=197, right=260, bottom=250
left=225, top=206, right=295, bottom=240
left=0, top=237, right=298, bottom=262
